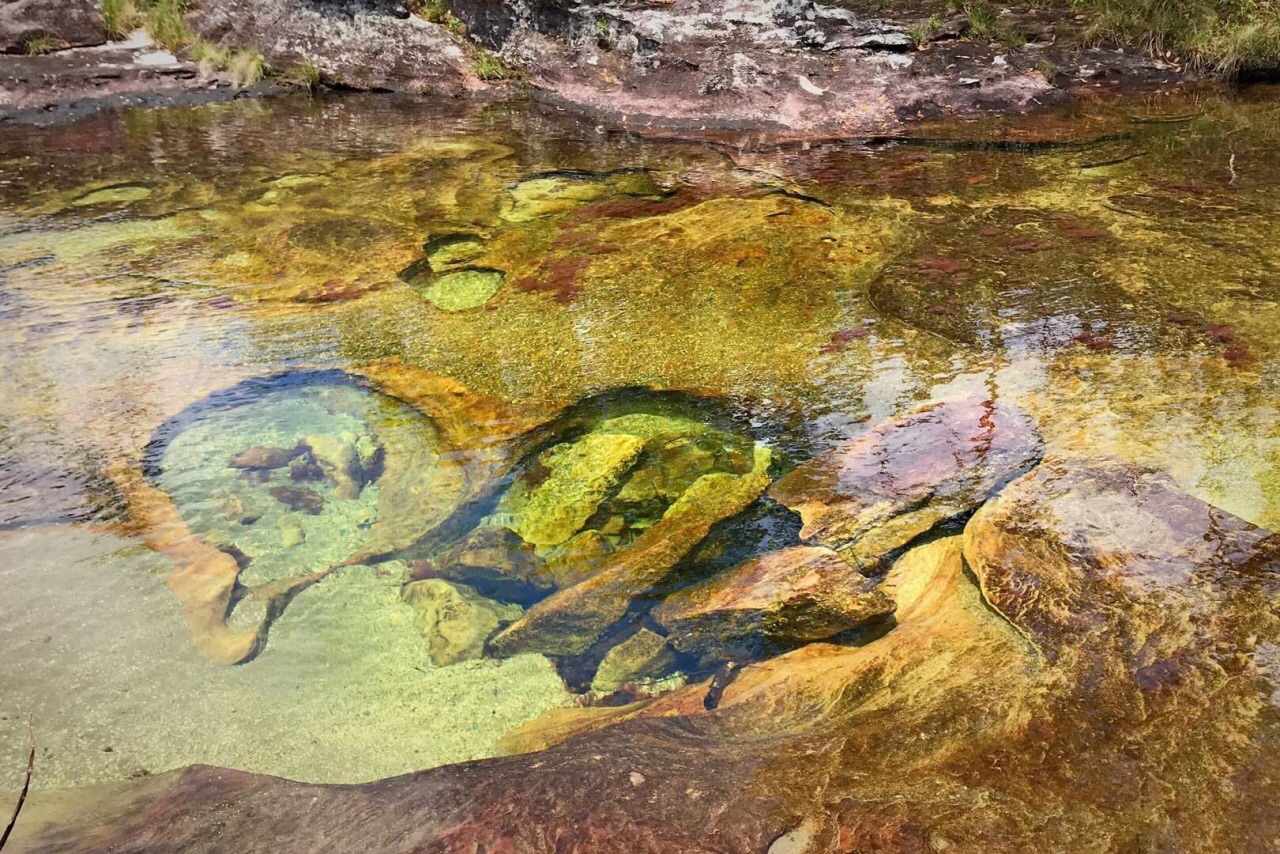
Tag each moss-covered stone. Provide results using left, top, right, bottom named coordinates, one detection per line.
left=419, top=268, right=506, bottom=311
left=504, top=432, right=647, bottom=547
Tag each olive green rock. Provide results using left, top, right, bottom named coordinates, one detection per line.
left=402, top=579, right=524, bottom=666
left=421, top=269, right=505, bottom=311
left=489, top=445, right=773, bottom=658
left=590, top=629, right=677, bottom=693
left=506, top=432, right=647, bottom=547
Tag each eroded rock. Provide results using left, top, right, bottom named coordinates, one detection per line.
left=654, top=545, right=895, bottom=659
left=0, top=0, right=105, bottom=53
left=769, top=396, right=1043, bottom=570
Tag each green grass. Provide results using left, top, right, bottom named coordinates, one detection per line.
left=101, top=0, right=140, bottom=41
left=1073, top=0, right=1280, bottom=75
left=278, top=59, right=323, bottom=91
left=189, top=40, right=265, bottom=88
left=472, top=49, right=513, bottom=80
left=946, top=1, right=1030, bottom=49
left=141, top=0, right=193, bottom=50
left=19, top=32, right=60, bottom=55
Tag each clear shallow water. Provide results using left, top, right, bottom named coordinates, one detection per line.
left=1, top=89, right=1279, bottom=790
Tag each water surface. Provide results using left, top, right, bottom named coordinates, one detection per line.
left=1, top=89, right=1279, bottom=790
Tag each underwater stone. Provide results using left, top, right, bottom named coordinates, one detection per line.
left=964, top=456, right=1280, bottom=667
left=769, top=396, right=1043, bottom=571
left=278, top=514, right=306, bottom=548
left=538, top=529, right=616, bottom=590
left=402, top=579, right=524, bottom=667
left=420, top=269, right=505, bottom=311
left=268, top=485, right=325, bottom=516
left=653, top=545, right=895, bottom=659
left=302, top=434, right=366, bottom=501
left=426, top=526, right=552, bottom=596
left=489, top=445, right=773, bottom=658
left=229, top=445, right=299, bottom=471
left=507, top=432, right=647, bottom=548
left=590, top=629, right=677, bottom=694
left=500, top=171, right=666, bottom=222
left=425, top=233, right=488, bottom=270
left=70, top=184, right=153, bottom=207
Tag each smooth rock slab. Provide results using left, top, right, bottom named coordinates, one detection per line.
left=654, top=545, right=895, bottom=659
left=769, top=395, right=1043, bottom=570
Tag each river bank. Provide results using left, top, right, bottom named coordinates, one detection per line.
left=1, top=0, right=1201, bottom=136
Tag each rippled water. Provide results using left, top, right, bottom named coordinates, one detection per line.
left=1, top=89, right=1279, bottom=791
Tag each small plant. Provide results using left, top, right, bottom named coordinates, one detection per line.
left=101, top=0, right=141, bottom=41
left=142, top=0, right=193, bottom=51
left=279, top=59, right=323, bottom=91
left=1034, top=57, right=1056, bottom=82
left=911, top=14, right=944, bottom=46
left=188, top=41, right=266, bottom=88
left=19, top=32, right=60, bottom=55
left=227, top=48, right=265, bottom=87
left=413, top=0, right=449, bottom=24
left=472, top=49, right=512, bottom=80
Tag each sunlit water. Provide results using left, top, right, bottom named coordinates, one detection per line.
left=1, top=89, right=1279, bottom=790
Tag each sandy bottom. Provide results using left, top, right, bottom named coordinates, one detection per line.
left=0, top=527, right=571, bottom=791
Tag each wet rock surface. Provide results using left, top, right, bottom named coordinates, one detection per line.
left=769, top=395, right=1044, bottom=570
left=25, top=450, right=1280, bottom=852
left=654, top=544, right=895, bottom=659
left=403, top=578, right=523, bottom=666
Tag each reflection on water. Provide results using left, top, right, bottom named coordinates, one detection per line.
left=1, top=89, right=1279, bottom=790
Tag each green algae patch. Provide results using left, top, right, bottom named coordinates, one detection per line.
left=420, top=268, right=506, bottom=311
left=501, top=170, right=667, bottom=222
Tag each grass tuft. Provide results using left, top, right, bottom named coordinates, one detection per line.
left=1074, top=0, right=1280, bottom=76
left=101, top=0, right=141, bottom=41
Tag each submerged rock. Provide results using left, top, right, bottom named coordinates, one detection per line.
left=489, top=445, right=773, bottom=657
left=501, top=170, right=667, bottom=222
left=590, top=628, right=677, bottom=694
left=418, top=268, right=506, bottom=311
left=268, top=485, right=325, bottom=515
left=421, top=526, right=551, bottom=597
left=964, top=456, right=1280, bottom=667
left=424, top=233, right=488, bottom=270
left=769, top=396, right=1043, bottom=570
left=503, top=431, right=647, bottom=548
left=402, top=578, right=524, bottom=667
left=70, top=184, right=153, bottom=207
left=229, top=445, right=298, bottom=471
left=653, top=545, right=895, bottom=659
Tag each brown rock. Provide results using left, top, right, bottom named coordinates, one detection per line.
left=654, top=545, right=895, bottom=658
left=769, top=396, right=1042, bottom=570
left=488, top=446, right=773, bottom=657
left=267, top=485, right=324, bottom=516
left=0, top=0, right=105, bottom=53
left=228, top=445, right=297, bottom=471
left=422, top=525, right=551, bottom=596
left=590, top=628, right=677, bottom=693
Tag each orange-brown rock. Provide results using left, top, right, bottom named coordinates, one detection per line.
left=653, top=545, right=895, bottom=659
left=769, top=395, right=1043, bottom=570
